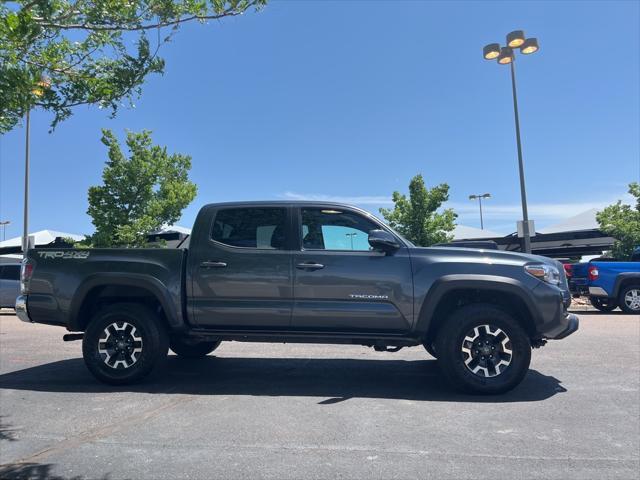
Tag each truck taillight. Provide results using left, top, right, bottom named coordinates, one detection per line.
left=588, top=265, right=599, bottom=281
left=20, top=259, right=34, bottom=294
left=563, top=264, right=573, bottom=278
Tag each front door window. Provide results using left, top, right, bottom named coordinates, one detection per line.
left=301, top=208, right=378, bottom=251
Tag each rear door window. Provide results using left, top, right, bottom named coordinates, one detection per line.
left=211, top=208, right=287, bottom=250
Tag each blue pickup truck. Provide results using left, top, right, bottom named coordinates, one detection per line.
left=565, top=253, right=640, bottom=314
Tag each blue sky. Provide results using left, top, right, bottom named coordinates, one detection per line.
left=1, top=0, right=639, bottom=240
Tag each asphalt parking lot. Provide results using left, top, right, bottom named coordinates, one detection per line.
left=0, top=309, right=638, bottom=480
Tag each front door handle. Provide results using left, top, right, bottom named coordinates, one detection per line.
left=296, top=262, right=324, bottom=270
left=200, top=261, right=227, bottom=268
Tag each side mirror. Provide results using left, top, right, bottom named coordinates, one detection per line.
left=368, top=229, right=400, bottom=253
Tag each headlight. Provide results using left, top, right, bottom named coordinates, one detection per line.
left=525, top=264, right=561, bottom=285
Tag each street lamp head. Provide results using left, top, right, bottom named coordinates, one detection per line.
left=469, top=195, right=477, bottom=200
left=32, top=75, right=51, bottom=97
left=497, top=47, right=514, bottom=65
left=483, top=43, right=501, bottom=60
left=507, top=30, right=526, bottom=48
left=520, top=38, right=539, bottom=55
left=481, top=193, right=491, bottom=199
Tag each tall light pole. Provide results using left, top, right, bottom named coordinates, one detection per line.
left=22, top=76, right=50, bottom=253
left=483, top=31, right=539, bottom=253
left=469, top=193, right=491, bottom=229
left=345, top=232, right=357, bottom=250
left=0, top=221, right=10, bottom=241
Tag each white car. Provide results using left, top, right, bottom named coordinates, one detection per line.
left=0, top=264, right=20, bottom=309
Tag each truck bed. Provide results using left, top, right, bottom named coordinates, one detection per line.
left=25, top=248, right=186, bottom=330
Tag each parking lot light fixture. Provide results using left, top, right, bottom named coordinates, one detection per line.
left=497, top=47, right=514, bottom=65
left=0, top=220, right=10, bottom=241
left=507, top=30, right=526, bottom=48
left=520, top=38, right=539, bottom=55
left=482, top=31, right=540, bottom=253
left=469, top=193, right=491, bottom=230
left=22, top=75, right=50, bottom=253
left=483, top=43, right=501, bottom=60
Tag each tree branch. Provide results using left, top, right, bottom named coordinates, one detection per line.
left=32, top=8, right=248, bottom=31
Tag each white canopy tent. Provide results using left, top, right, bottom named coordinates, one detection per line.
left=452, top=224, right=503, bottom=241
left=0, top=230, right=85, bottom=249
left=0, top=230, right=85, bottom=262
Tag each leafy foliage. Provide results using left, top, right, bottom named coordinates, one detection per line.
left=596, top=182, right=640, bottom=260
left=380, top=174, right=457, bottom=246
left=87, top=129, right=197, bottom=247
left=0, top=1, right=266, bottom=132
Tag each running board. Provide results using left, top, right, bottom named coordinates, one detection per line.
left=186, top=328, right=420, bottom=347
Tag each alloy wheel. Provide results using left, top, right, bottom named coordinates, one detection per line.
left=624, top=288, right=640, bottom=311
left=461, top=324, right=513, bottom=378
left=98, top=321, right=143, bottom=369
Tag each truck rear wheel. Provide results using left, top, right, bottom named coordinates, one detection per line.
left=435, top=304, right=531, bottom=395
left=619, top=285, right=640, bottom=314
left=170, top=338, right=221, bottom=358
left=589, top=297, right=618, bottom=312
left=82, top=303, right=169, bottom=385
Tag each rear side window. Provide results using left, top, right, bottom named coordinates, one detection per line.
left=0, top=265, right=20, bottom=280
left=211, top=208, right=287, bottom=250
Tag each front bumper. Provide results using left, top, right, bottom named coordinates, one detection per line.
left=548, top=313, right=579, bottom=340
left=15, top=295, right=32, bottom=323
left=532, top=282, right=579, bottom=340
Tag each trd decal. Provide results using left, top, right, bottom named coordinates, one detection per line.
left=37, top=251, right=90, bottom=259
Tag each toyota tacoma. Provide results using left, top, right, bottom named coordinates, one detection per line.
left=16, top=202, right=578, bottom=394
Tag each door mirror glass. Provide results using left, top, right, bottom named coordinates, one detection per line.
left=368, top=230, right=400, bottom=252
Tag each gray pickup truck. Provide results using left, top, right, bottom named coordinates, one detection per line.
left=16, top=202, right=578, bottom=394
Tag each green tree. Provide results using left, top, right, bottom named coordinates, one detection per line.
left=596, top=182, right=640, bottom=260
left=380, top=174, right=457, bottom=246
left=87, top=129, right=197, bottom=247
left=1, top=1, right=266, bottom=132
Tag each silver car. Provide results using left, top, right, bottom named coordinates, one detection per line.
left=0, top=264, right=20, bottom=308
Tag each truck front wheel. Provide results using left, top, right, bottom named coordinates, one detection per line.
left=170, top=338, right=221, bottom=358
left=82, top=303, right=169, bottom=385
left=619, top=285, right=640, bottom=314
left=435, top=304, right=531, bottom=395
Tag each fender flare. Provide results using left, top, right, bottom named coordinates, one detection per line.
left=68, top=273, right=184, bottom=331
left=613, top=272, right=640, bottom=298
left=414, top=275, right=539, bottom=336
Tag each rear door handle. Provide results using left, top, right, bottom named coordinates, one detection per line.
left=200, top=261, right=227, bottom=268
left=296, top=262, right=324, bottom=270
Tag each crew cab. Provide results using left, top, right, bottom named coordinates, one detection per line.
left=16, top=202, right=578, bottom=394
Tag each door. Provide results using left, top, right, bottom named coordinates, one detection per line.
left=190, top=206, right=293, bottom=329
left=292, top=207, right=413, bottom=333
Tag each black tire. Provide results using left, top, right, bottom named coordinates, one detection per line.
left=435, top=304, right=531, bottom=395
left=170, top=338, right=221, bottom=358
left=618, top=285, right=640, bottom=314
left=82, top=303, right=169, bottom=385
left=589, top=296, right=618, bottom=312
left=423, top=341, right=437, bottom=358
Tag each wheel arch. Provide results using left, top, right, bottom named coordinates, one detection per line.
left=69, top=274, right=184, bottom=332
left=614, top=273, right=640, bottom=298
left=416, top=276, right=539, bottom=344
